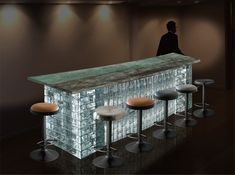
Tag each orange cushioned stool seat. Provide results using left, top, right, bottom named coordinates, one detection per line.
left=126, top=97, right=155, bottom=110
left=125, top=97, right=155, bottom=154
left=31, top=102, right=59, bottom=115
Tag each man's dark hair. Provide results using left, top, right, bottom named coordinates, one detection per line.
left=167, top=21, right=176, bottom=31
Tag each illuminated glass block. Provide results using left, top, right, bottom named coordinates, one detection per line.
left=44, top=65, right=192, bottom=159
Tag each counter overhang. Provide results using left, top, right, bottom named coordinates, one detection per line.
left=28, top=53, right=200, bottom=93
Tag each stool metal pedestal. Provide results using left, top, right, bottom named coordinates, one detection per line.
left=30, top=102, right=59, bottom=162
left=93, top=106, right=125, bottom=168
left=125, top=97, right=154, bottom=153
left=125, top=110, right=153, bottom=153
left=153, top=89, right=178, bottom=140
left=193, top=79, right=215, bottom=118
left=175, top=84, right=197, bottom=128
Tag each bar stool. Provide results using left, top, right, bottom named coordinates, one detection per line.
left=125, top=97, right=154, bottom=153
left=93, top=106, right=125, bottom=168
left=175, top=84, right=198, bottom=128
left=193, top=79, right=215, bottom=118
left=153, top=89, right=178, bottom=139
left=30, top=102, right=59, bottom=162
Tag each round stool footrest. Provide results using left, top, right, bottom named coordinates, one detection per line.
left=110, top=147, right=117, bottom=151
left=154, top=121, right=163, bottom=127
left=37, top=139, right=57, bottom=147
left=175, top=113, right=184, bottom=117
left=95, top=146, right=106, bottom=153
left=36, top=140, right=52, bottom=147
left=127, top=133, right=138, bottom=140
left=95, top=146, right=118, bottom=153
left=141, top=134, right=147, bottom=138
left=46, top=139, right=57, bottom=142
left=127, top=133, right=147, bottom=140
left=194, top=103, right=209, bottom=108
left=154, top=121, right=173, bottom=127
left=175, top=112, right=192, bottom=117
left=36, top=140, right=44, bottom=145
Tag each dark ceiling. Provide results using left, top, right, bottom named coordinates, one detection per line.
left=0, top=0, right=227, bottom=5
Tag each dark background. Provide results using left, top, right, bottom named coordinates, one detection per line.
left=0, top=0, right=234, bottom=141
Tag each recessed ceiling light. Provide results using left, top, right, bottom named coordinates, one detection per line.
left=68, top=0, right=126, bottom=4
left=194, top=0, right=200, bottom=4
left=177, top=0, right=182, bottom=4
left=0, top=0, right=126, bottom=5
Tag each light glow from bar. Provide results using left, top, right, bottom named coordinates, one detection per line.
left=44, top=65, right=192, bottom=159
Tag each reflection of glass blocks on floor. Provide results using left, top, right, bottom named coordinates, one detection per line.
left=44, top=65, right=192, bottom=159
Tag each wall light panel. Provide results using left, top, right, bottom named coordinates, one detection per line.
left=97, top=5, right=111, bottom=21
left=0, top=5, right=19, bottom=26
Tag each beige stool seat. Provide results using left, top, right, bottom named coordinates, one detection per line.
left=127, top=97, right=155, bottom=110
left=31, top=102, right=59, bottom=115
left=95, top=106, right=125, bottom=121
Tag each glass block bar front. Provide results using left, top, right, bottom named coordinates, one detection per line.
left=44, top=65, right=192, bottom=159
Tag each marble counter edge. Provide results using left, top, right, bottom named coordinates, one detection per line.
left=28, top=53, right=200, bottom=93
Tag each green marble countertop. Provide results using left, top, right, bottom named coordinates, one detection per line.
left=28, top=53, right=200, bottom=93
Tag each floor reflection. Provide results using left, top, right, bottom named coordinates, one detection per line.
left=1, top=88, right=234, bottom=174
left=50, top=116, right=193, bottom=174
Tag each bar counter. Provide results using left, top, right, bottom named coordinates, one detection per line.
left=28, top=53, right=199, bottom=159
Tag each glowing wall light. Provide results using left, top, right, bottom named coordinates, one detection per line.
left=56, top=5, right=73, bottom=23
left=0, top=5, right=19, bottom=26
left=98, top=5, right=110, bottom=21
left=48, top=4, right=80, bottom=49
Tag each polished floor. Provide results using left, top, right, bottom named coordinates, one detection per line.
left=0, top=87, right=234, bottom=174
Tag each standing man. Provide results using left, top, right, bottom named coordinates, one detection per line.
left=157, top=21, right=183, bottom=56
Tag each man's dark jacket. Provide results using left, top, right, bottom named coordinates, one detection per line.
left=157, top=32, right=183, bottom=56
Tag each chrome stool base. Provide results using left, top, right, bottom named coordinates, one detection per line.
left=193, top=109, right=215, bottom=118
left=153, top=129, right=176, bottom=140
left=30, top=148, right=59, bottom=162
left=93, top=155, right=123, bottom=168
left=175, top=118, right=197, bottom=128
left=93, top=106, right=125, bottom=169
left=125, top=141, right=153, bottom=153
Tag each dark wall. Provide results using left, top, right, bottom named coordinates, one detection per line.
left=0, top=2, right=231, bottom=140
left=130, top=1, right=227, bottom=89
left=0, top=4, right=130, bottom=140
left=180, top=1, right=226, bottom=89
left=130, top=6, right=180, bottom=60
left=233, top=0, right=235, bottom=87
